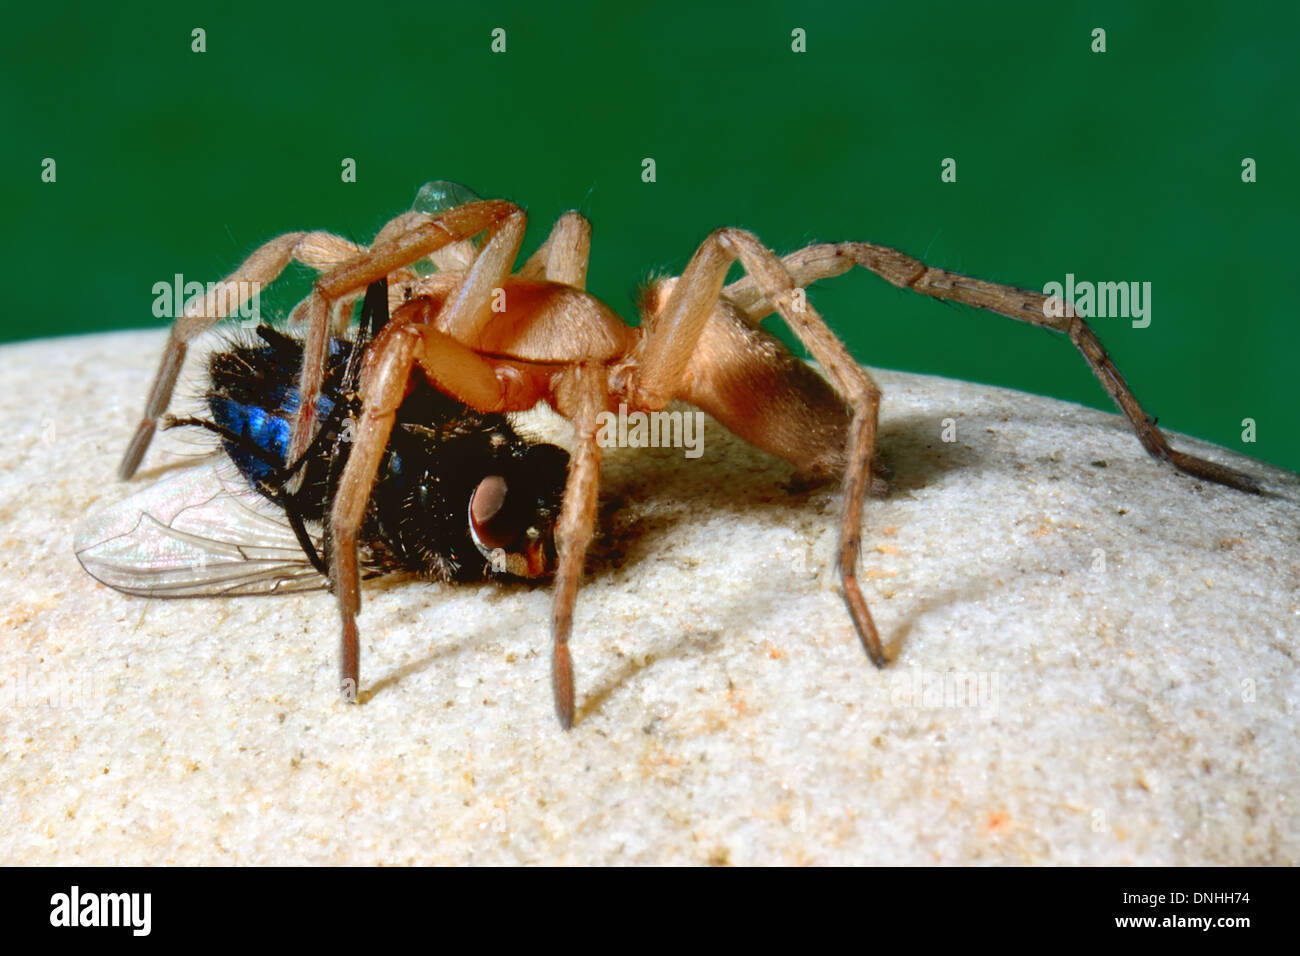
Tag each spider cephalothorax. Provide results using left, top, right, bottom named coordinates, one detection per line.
left=115, top=181, right=1259, bottom=728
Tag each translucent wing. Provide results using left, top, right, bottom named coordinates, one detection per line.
left=75, top=457, right=326, bottom=597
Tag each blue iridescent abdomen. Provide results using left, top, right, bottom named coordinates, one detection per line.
left=206, top=340, right=340, bottom=485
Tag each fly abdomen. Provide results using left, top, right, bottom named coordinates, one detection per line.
left=208, top=395, right=294, bottom=484
left=205, top=331, right=345, bottom=499
left=194, top=323, right=569, bottom=583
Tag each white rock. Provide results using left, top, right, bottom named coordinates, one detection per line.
left=1, top=329, right=1296, bottom=864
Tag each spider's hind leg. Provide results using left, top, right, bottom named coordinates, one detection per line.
left=726, top=240, right=1261, bottom=494
left=634, top=228, right=889, bottom=666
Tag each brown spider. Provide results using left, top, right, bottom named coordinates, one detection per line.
left=119, top=186, right=1259, bottom=728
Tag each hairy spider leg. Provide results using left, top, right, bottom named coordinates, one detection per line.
left=120, top=230, right=366, bottom=479
left=325, top=211, right=602, bottom=720
left=632, top=229, right=887, bottom=667
left=326, top=295, right=529, bottom=702
left=285, top=202, right=527, bottom=477
left=120, top=202, right=528, bottom=488
left=723, top=242, right=1259, bottom=494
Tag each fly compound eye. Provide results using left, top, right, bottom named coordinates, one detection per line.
left=469, top=475, right=513, bottom=552
left=468, top=475, right=555, bottom=578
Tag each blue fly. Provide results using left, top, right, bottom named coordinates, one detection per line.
left=76, top=279, right=570, bottom=596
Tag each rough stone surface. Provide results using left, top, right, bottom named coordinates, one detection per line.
left=2, top=329, right=1296, bottom=865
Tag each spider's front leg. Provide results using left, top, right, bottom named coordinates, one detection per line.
left=634, top=229, right=890, bottom=666
left=518, top=211, right=592, bottom=289
left=332, top=207, right=600, bottom=717
left=548, top=363, right=606, bottom=728
left=287, top=201, right=527, bottom=472
left=120, top=230, right=366, bottom=478
left=328, top=298, right=511, bottom=701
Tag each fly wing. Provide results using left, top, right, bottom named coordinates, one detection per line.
left=75, top=458, right=327, bottom=597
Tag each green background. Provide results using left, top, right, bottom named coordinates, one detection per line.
left=3, top=0, right=1296, bottom=472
